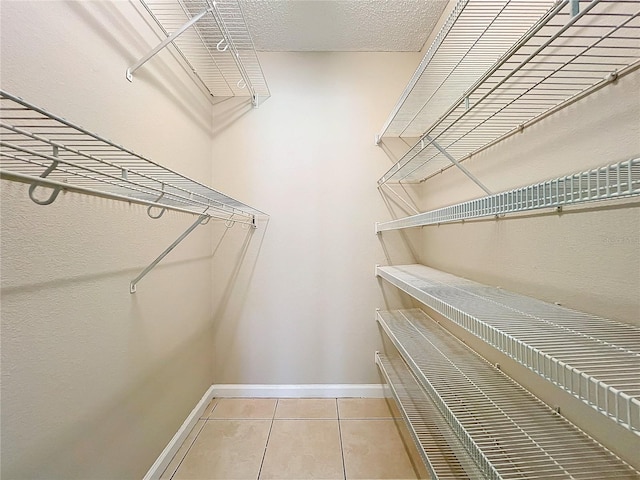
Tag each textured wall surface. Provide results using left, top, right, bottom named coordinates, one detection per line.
left=408, top=68, right=640, bottom=465
left=209, top=52, right=423, bottom=384
left=1, top=1, right=217, bottom=478
left=417, top=70, right=640, bottom=324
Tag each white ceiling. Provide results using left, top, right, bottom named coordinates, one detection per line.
left=240, top=0, right=450, bottom=52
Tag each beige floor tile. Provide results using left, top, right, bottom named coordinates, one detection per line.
left=209, top=398, right=276, bottom=419
left=173, top=420, right=271, bottom=479
left=338, top=398, right=400, bottom=419
left=200, top=398, right=218, bottom=419
left=160, top=420, right=206, bottom=479
left=341, top=419, right=427, bottom=479
left=275, top=398, right=338, bottom=419
left=259, top=420, right=344, bottom=479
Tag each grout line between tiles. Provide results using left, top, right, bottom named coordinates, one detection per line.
left=336, top=398, right=347, bottom=480
left=256, top=398, right=278, bottom=480
left=167, top=418, right=208, bottom=480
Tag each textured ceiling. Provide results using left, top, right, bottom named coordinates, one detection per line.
left=240, top=0, right=450, bottom=52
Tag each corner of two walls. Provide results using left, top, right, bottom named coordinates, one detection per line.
left=1, top=2, right=217, bottom=478
left=208, top=52, right=425, bottom=386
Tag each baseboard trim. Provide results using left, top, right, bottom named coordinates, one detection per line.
left=143, top=384, right=215, bottom=480
left=211, top=384, right=386, bottom=398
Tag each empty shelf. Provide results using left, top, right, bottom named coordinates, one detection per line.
left=376, top=351, right=487, bottom=480
left=376, top=264, right=640, bottom=434
left=376, top=157, right=640, bottom=232
left=379, top=0, right=640, bottom=184
left=378, top=308, right=640, bottom=479
left=133, top=0, right=269, bottom=105
left=379, top=0, right=555, bottom=139
left=0, top=90, right=265, bottom=221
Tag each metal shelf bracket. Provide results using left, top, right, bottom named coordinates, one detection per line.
left=424, top=135, right=492, bottom=194
left=130, top=212, right=210, bottom=294
left=126, top=7, right=212, bottom=82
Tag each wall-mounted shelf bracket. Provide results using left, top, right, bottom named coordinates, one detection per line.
left=130, top=212, right=211, bottom=293
left=424, top=135, right=492, bottom=194
left=126, top=7, right=212, bottom=82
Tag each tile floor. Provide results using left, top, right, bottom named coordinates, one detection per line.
left=161, top=398, right=429, bottom=479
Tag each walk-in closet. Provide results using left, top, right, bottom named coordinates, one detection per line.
left=1, top=0, right=638, bottom=478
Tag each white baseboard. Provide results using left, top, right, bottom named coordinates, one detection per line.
left=211, top=384, right=387, bottom=398
left=143, top=384, right=215, bottom=480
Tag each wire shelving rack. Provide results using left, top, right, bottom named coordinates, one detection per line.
left=376, top=351, right=487, bottom=480
left=0, top=91, right=264, bottom=219
left=376, top=265, right=640, bottom=435
left=0, top=90, right=266, bottom=291
left=129, top=0, right=270, bottom=106
left=378, top=0, right=556, bottom=140
left=376, top=157, right=640, bottom=232
left=378, top=0, right=640, bottom=185
left=377, top=308, right=640, bottom=479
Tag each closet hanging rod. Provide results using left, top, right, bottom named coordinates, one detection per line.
left=0, top=169, right=252, bottom=225
left=0, top=90, right=266, bottom=219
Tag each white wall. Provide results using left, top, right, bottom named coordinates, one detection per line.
left=1, top=1, right=217, bottom=478
left=209, top=52, right=423, bottom=385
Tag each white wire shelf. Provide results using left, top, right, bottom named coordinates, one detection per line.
left=376, top=264, right=640, bottom=435
left=378, top=308, right=640, bottom=479
left=378, top=0, right=556, bottom=140
left=0, top=90, right=265, bottom=220
left=376, top=157, right=640, bottom=232
left=376, top=351, right=488, bottom=480
left=130, top=0, right=269, bottom=106
left=379, top=0, right=640, bottom=184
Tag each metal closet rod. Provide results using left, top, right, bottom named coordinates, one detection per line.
left=0, top=90, right=265, bottom=218
left=0, top=170, right=254, bottom=224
